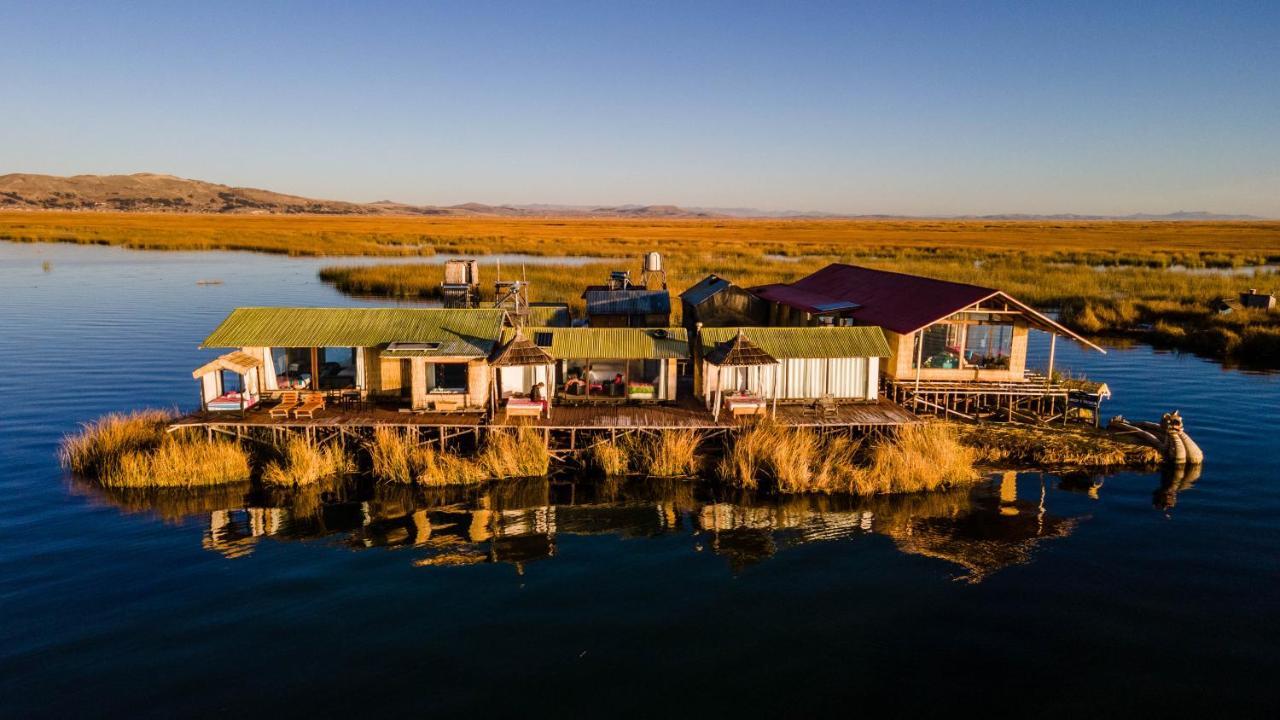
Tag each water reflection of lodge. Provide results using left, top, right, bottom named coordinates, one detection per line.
left=65, top=469, right=1192, bottom=582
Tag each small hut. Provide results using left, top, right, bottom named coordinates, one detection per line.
left=192, top=351, right=263, bottom=412
left=490, top=329, right=556, bottom=418
left=703, top=330, right=779, bottom=419
left=698, top=326, right=889, bottom=410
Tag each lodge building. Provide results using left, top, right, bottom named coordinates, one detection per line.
left=186, top=257, right=1107, bottom=430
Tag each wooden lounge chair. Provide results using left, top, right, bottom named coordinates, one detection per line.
left=268, top=391, right=301, bottom=419
left=292, top=393, right=326, bottom=419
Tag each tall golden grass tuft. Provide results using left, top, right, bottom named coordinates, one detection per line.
left=59, top=408, right=174, bottom=476
left=262, top=437, right=354, bottom=486
left=631, top=429, right=702, bottom=478
left=109, top=436, right=251, bottom=488
left=719, top=422, right=978, bottom=496
left=367, top=427, right=419, bottom=483
left=716, top=423, right=771, bottom=490
left=477, top=427, right=551, bottom=479
left=846, top=424, right=978, bottom=495
left=60, top=409, right=251, bottom=487
left=587, top=440, right=631, bottom=476
left=415, top=446, right=488, bottom=486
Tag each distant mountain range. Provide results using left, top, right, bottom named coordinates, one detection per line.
left=0, top=173, right=1265, bottom=220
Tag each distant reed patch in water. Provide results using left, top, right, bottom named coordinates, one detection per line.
left=59, top=409, right=251, bottom=488
left=720, top=421, right=978, bottom=495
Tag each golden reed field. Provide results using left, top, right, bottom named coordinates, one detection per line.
left=4, top=211, right=1279, bottom=365
left=1, top=210, right=1277, bottom=257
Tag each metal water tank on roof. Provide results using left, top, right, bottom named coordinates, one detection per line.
left=644, top=252, right=663, bottom=273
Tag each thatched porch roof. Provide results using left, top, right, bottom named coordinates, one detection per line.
left=192, top=351, right=262, bottom=378
left=705, top=330, right=778, bottom=367
left=491, top=331, right=555, bottom=367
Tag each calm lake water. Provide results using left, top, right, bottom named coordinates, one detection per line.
left=1, top=242, right=1278, bottom=717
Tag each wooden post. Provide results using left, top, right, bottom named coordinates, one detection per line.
left=913, top=331, right=924, bottom=411
left=771, top=361, right=780, bottom=419
left=1046, top=332, right=1057, bottom=387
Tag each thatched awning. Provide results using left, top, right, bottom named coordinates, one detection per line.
left=705, top=331, right=778, bottom=367
left=491, top=331, right=555, bottom=367
left=192, top=351, right=262, bottom=378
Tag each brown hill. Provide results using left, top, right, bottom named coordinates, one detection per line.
left=0, top=173, right=384, bottom=214
left=0, top=173, right=724, bottom=217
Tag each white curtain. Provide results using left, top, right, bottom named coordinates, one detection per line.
left=201, top=372, right=221, bottom=404
left=355, top=348, right=366, bottom=390
left=261, top=348, right=279, bottom=391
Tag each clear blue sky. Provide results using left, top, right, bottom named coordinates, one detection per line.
left=2, top=1, right=1277, bottom=215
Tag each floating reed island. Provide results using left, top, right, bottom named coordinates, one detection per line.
left=65, top=254, right=1202, bottom=491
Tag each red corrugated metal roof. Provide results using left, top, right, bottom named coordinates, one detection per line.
left=752, top=264, right=995, bottom=334
left=750, top=264, right=1104, bottom=352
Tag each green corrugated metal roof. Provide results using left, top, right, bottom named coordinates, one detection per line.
left=521, top=304, right=572, bottom=327
left=509, top=327, right=689, bottom=359
left=699, top=326, right=890, bottom=359
left=203, top=307, right=507, bottom=357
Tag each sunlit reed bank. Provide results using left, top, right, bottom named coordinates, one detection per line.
left=632, top=430, right=703, bottom=477
left=4, top=212, right=1277, bottom=257
left=477, top=427, right=552, bottom=479
left=719, top=422, right=978, bottom=495
left=367, top=426, right=549, bottom=485
left=580, top=431, right=702, bottom=478
left=957, top=423, right=1162, bottom=468
left=261, top=437, right=355, bottom=486
left=58, top=409, right=251, bottom=488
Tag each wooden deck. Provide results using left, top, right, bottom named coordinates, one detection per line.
left=495, top=397, right=917, bottom=429
left=170, top=396, right=917, bottom=433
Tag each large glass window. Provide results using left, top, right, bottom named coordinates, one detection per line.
left=318, top=347, right=357, bottom=389
left=272, top=347, right=313, bottom=389
left=433, top=363, right=468, bottom=391
left=963, top=324, right=1013, bottom=369
left=913, top=323, right=963, bottom=369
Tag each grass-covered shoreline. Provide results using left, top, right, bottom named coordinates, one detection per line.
left=60, top=410, right=1165, bottom=497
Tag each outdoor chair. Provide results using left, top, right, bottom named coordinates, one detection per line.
left=292, top=392, right=326, bottom=419
left=268, top=391, right=301, bottom=419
